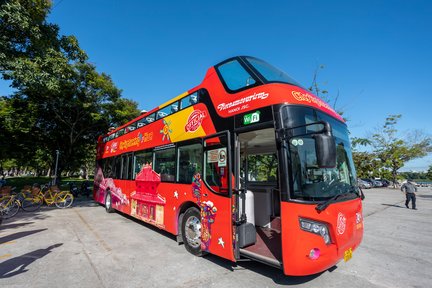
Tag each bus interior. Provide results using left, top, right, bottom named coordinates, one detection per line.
left=238, top=128, right=282, bottom=267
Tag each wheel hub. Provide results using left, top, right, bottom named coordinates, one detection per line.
left=106, top=194, right=111, bottom=208
left=185, top=216, right=201, bottom=248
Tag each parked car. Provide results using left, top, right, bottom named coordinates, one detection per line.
left=379, top=179, right=390, bottom=187
left=361, top=178, right=375, bottom=188
left=373, top=180, right=383, bottom=187
left=358, top=179, right=372, bottom=189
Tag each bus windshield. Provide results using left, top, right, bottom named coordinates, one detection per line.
left=282, top=106, right=357, bottom=201
left=245, top=56, right=301, bottom=87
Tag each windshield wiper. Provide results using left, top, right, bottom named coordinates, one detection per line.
left=315, top=187, right=359, bottom=213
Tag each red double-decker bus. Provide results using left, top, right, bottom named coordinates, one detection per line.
left=94, top=56, right=364, bottom=276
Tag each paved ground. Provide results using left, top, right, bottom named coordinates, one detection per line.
left=1, top=187, right=431, bottom=288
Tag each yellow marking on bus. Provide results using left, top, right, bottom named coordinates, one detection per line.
left=0, top=254, right=12, bottom=260
left=165, top=107, right=206, bottom=142
left=158, top=91, right=189, bottom=109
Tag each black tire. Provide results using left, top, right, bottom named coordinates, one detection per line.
left=1, top=199, right=20, bottom=219
left=105, top=192, right=114, bottom=213
left=181, top=207, right=203, bottom=256
left=21, top=196, right=43, bottom=212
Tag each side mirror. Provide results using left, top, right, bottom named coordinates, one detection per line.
left=314, top=134, right=336, bottom=168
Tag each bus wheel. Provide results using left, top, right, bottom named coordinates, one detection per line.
left=181, top=207, right=203, bottom=256
left=105, top=192, right=114, bottom=213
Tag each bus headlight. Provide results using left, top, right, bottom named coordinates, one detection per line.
left=299, top=218, right=331, bottom=245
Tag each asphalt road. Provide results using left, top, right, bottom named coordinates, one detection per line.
left=1, top=187, right=431, bottom=288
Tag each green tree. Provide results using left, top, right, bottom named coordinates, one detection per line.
left=0, top=0, right=140, bottom=176
left=372, top=115, right=432, bottom=186
left=351, top=138, right=383, bottom=178
left=426, top=165, right=432, bottom=181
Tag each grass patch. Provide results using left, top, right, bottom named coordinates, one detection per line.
left=3, top=176, right=91, bottom=192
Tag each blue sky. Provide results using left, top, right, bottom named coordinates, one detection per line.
left=1, top=0, right=431, bottom=171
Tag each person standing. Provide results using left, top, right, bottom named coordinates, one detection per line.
left=401, top=179, right=417, bottom=210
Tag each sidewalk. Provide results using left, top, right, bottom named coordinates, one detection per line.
left=1, top=187, right=431, bottom=287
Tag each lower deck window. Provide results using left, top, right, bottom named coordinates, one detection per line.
left=154, top=148, right=176, bottom=182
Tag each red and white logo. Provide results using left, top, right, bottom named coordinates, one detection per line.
left=110, top=142, right=118, bottom=153
left=185, top=110, right=206, bottom=132
left=337, top=212, right=346, bottom=235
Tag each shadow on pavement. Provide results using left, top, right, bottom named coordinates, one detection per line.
left=418, top=195, right=432, bottom=199
left=72, top=198, right=100, bottom=207
left=120, top=211, right=177, bottom=241
left=381, top=204, right=405, bottom=208
left=114, top=205, right=321, bottom=284
left=2, top=209, right=51, bottom=226
left=204, top=254, right=323, bottom=285
left=1, top=199, right=98, bottom=226
left=0, top=243, right=62, bottom=278
left=0, top=229, right=47, bottom=244
left=0, top=222, right=34, bottom=230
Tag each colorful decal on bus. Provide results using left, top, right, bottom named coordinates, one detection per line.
left=185, top=110, right=206, bottom=132
left=200, top=200, right=217, bottom=251
left=130, top=164, right=166, bottom=228
left=192, top=173, right=201, bottom=200
left=160, top=119, right=173, bottom=142
left=291, top=91, right=331, bottom=110
left=337, top=212, right=347, bottom=235
left=94, top=166, right=129, bottom=209
left=99, top=104, right=216, bottom=159
left=111, top=142, right=118, bottom=153
left=191, top=172, right=218, bottom=251
left=216, top=91, right=269, bottom=114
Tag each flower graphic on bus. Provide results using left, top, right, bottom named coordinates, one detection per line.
left=192, top=173, right=202, bottom=200
left=200, top=200, right=217, bottom=251
left=191, top=173, right=218, bottom=251
left=160, top=119, right=173, bottom=141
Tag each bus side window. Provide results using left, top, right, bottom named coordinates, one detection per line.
left=126, top=123, right=136, bottom=132
left=114, top=156, right=122, bottom=179
left=154, top=148, right=175, bottom=182
left=206, top=162, right=222, bottom=188
left=104, top=157, right=116, bottom=178
left=180, top=92, right=199, bottom=109
left=177, top=143, right=202, bottom=184
left=134, top=151, right=153, bottom=178
left=204, top=147, right=228, bottom=194
left=171, top=103, right=179, bottom=113
left=122, top=154, right=133, bottom=180
left=217, top=60, right=256, bottom=91
left=156, top=106, right=171, bottom=120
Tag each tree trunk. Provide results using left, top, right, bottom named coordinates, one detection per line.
left=392, top=170, right=398, bottom=188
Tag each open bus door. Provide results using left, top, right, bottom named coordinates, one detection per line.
left=200, top=131, right=236, bottom=261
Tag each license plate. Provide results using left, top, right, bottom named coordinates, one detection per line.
left=344, top=248, right=353, bottom=262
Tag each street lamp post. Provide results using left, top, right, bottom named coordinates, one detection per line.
left=53, top=150, right=60, bottom=185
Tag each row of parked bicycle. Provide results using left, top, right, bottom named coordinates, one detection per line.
left=0, top=183, right=75, bottom=222
left=358, top=178, right=391, bottom=189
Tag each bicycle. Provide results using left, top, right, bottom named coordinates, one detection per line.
left=34, top=183, right=74, bottom=209
left=19, top=184, right=45, bottom=211
left=0, top=185, right=45, bottom=216
left=0, top=187, right=21, bottom=219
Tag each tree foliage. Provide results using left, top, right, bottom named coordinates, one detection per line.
left=352, top=115, right=432, bottom=185
left=0, top=0, right=140, bottom=176
left=399, top=171, right=431, bottom=181
left=426, top=165, right=432, bottom=181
